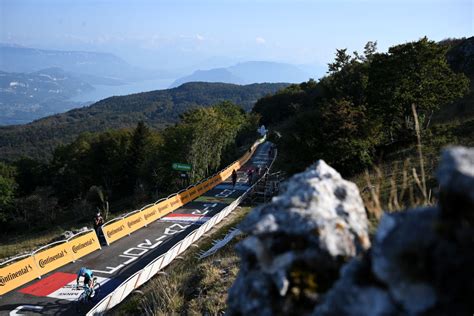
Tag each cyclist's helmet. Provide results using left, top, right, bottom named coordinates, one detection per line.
left=78, top=267, right=87, bottom=276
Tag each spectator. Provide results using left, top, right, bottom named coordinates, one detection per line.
left=232, top=169, right=238, bottom=187
left=247, top=168, right=254, bottom=185
left=93, top=212, right=104, bottom=237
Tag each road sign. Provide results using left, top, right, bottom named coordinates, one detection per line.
left=172, top=163, right=192, bottom=171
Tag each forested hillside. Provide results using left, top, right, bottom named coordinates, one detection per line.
left=0, top=102, right=258, bottom=236
left=0, top=82, right=288, bottom=160
left=253, top=37, right=473, bottom=176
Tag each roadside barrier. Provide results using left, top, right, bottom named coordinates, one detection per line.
left=0, top=229, right=100, bottom=295
left=87, top=142, right=276, bottom=315
left=100, top=137, right=263, bottom=246
left=87, top=187, right=251, bottom=315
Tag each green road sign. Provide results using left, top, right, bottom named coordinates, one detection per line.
left=172, top=162, right=192, bottom=171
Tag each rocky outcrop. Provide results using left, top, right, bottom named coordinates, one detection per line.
left=228, top=146, right=474, bottom=316
left=227, top=160, right=371, bottom=315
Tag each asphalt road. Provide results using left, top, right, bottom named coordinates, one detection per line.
left=0, top=141, right=274, bottom=316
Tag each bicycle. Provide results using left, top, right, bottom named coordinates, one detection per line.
left=75, top=277, right=101, bottom=312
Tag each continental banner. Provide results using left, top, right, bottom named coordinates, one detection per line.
left=69, top=231, right=101, bottom=261
left=155, top=200, right=171, bottom=217
left=210, top=175, right=221, bottom=185
left=142, top=205, right=161, bottom=225
left=103, top=220, right=130, bottom=245
left=33, top=242, right=74, bottom=276
left=124, top=212, right=146, bottom=235
left=168, top=195, right=183, bottom=210
left=195, top=182, right=206, bottom=195
left=178, top=191, right=191, bottom=205
left=0, top=256, right=39, bottom=295
left=188, top=187, right=198, bottom=199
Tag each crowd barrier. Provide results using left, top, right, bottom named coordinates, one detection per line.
left=0, top=229, right=100, bottom=295
left=87, top=146, right=276, bottom=315
left=101, top=137, right=263, bottom=245
left=0, top=137, right=265, bottom=296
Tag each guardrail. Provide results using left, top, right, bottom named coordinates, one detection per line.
left=87, top=141, right=275, bottom=315
left=0, top=137, right=265, bottom=296
left=100, top=136, right=263, bottom=246
left=0, top=229, right=100, bottom=295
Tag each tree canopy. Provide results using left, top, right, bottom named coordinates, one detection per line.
left=253, top=37, right=470, bottom=175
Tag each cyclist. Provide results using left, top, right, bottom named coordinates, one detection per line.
left=76, top=267, right=95, bottom=298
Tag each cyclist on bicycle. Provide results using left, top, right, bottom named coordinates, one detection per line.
left=76, top=267, right=95, bottom=298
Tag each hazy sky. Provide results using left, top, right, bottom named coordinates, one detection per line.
left=1, top=0, right=472, bottom=70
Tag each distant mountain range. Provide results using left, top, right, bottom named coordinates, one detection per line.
left=0, top=44, right=172, bottom=82
left=170, top=61, right=315, bottom=87
left=0, top=68, right=93, bottom=125
left=0, top=82, right=289, bottom=160
left=0, top=45, right=324, bottom=125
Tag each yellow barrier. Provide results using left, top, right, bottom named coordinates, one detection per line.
left=188, top=187, right=198, bottom=199
left=102, top=220, right=130, bottom=245
left=69, top=231, right=101, bottom=261
left=0, top=256, right=39, bottom=295
left=33, top=242, right=74, bottom=276
left=155, top=200, right=171, bottom=216
left=142, top=205, right=162, bottom=225
left=195, top=182, right=206, bottom=195
left=125, top=212, right=147, bottom=235
left=171, top=194, right=184, bottom=209
left=179, top=191, right=192, bottom=205
left=101, top=138, right=264, bottom=246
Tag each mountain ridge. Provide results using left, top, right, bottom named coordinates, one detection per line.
left=0, top=45, right=172, bottom=82
left=0, top=82, right=289, bottom=160
left=170, top=61, right=312, bottom=87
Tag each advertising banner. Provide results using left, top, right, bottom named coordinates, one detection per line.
left=124, top=212, right=146, bottom=235
left=155, top=200, right=171, bottom=217
left=102, top=220, right=130, bottom=245
left=0, top=256, right=39, bottom=295
left=168, top=195, right=183, bottom=211
left=142, top=205, right=161, bottom=225
left=195, top=183, right=205, bottom=194
left=33, top=243, right=74, bottom=276
left=188, top=187, right=198, bottom=199
left=178, top=191, right=191, bottom=205
left=69, top=231, right=101, bottom=261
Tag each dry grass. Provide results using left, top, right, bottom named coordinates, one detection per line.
left=354, top=105, right=437, bottom=231
left=110, top=206, right=251, bottom=316
left=0, top=227, right=69, bottom=260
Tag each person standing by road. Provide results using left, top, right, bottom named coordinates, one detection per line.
left=93, top=212, right=104, bottom=237
left=247, top=168, right=254, bottom=185
left=232, top=169, right=238, bottom=187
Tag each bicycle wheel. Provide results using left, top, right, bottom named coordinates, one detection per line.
left=91, top=282, right=101, bottom=299
left=76, top=290, right=88, bottom=312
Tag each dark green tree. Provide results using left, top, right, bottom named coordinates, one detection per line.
left=0, top=162, right=17, bottom=223
left=124, top=121, right=152, bottom=193
left=367, top=37, right=470, bottom=141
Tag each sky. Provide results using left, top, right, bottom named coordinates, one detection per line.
left=0, top=0, right=472, bottom=72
